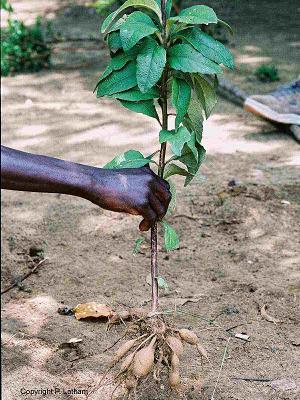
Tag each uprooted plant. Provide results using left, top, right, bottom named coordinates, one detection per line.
left=92, top=0, right=234, bottom=397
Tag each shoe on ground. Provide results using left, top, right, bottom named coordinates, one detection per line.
left=244, top=77, right=300, bottom=125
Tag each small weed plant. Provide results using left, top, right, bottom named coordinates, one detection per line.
left=92, top=0, right=125, bottom=15
left=254, top=64, right=279, bottom=83
left=94, top=0, right=234, bottom=397
left=1, top=1, right=51, bottom=76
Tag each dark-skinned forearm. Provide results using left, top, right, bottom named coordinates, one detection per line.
left=1, top=145, right=95, bottom=199
left=1, top=145, right=172, bottom=230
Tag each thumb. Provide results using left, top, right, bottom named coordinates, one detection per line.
left=139, top=218, right=151, bottom=231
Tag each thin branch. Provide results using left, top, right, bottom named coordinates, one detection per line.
left=150, top=225, right=159, bottom=312
left=1, top=258, right=48, bottom=295
left=147, top=149, right=161, bottom=159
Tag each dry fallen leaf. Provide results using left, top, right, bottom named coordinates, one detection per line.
left=260, top=305, right=283, bottom=324
left=74, top=302, right=114, bottom=320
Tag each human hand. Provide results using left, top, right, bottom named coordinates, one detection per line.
left=87, top=166, right=172, bottom=231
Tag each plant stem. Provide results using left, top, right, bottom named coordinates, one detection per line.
left=150, top=0, right=168, bottom=313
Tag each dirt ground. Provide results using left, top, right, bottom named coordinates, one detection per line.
left=1, top=1, right=300, bottom=399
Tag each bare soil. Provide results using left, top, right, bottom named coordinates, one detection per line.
left=1, top=1, right=300, bottom=400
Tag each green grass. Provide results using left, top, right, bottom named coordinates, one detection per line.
left=254, top=64, right=280, bottom=83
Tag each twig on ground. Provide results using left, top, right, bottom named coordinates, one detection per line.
left=1, top=258, right=48, bottom=295
left=173, top=214, right=201, bottom=221
left=225, top=323, right=247, bottom=331
left=231, top=377, right=273, bottom=382
left=211, top=338, right=231, bottom=400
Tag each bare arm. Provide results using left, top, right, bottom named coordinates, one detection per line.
left=1, top=146, right=171, bottom=231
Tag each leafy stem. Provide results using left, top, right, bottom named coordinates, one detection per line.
left=96, top=0, right=234, bottom=313
left=150, top=0, right=168, bottom=313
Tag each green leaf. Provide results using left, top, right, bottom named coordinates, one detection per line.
left=172, top=77, right=191, bottom=129
left=164, top=164, right=189, bottom=180
left=106, top=14, right=128, bottom=34
left=186, top=131, right=198, bottom=161
left=166, top=179, right=176, bottom=215
left=187, top=94, right=204, bottom=143
left=120, top=11, right=158, bottom=51
left=101, top=0, right=161, bottom=34
left=1, top=0, right=13, bottom=12
left=132, top=237, right=145, bottom=254
left=184, top=173, right=196, bottom=187
left=97, top=61, right=137, bottom=97
left=154, top=0, right=171, bottom=17
left=137, top=37, right=166, bottom=93
left=194, top=74, right=218, bottom=118
left=168, top=44, right=223, bottom=75
left=161, top=221, right=180, bottom=252
left=169, top=21, right=187, bottom=38
left=166, top=0, right=172, bottom=18
left=218, top=19, right=234, bottom=35
left=172, top=70, right=194, bottom=87
left=182, top=116, right=194, bottom=133
left=159, top=126, right=191, bottom=156
left=180, top=28, right=235, bottom=69
left=107, top=31, right=122, bottom=50
left=170, top=5, right=217, bottom=25
left=177, top=141, right=200, bottom=175
left=104, top=149, right=151, bottom=169
left=197, top=144, right=206, bottom=166
left=184, top=145, right=206, bottom=186
left=119, top=99, right=159, bottom=119
left=176, top=144, right=206, bottom=186
left=97, top=53, right=134, bottom=83
left=109, top=86, right=159, bottom=101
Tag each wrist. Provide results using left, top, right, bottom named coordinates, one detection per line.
left=72, top=165, right=96, bottom=200
left=57, top=161, right=94, bottom=200
left=79, top=165, right=105, bottom=204
left=83, top=167, right=117, bottom=207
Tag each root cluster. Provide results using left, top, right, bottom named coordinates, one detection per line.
left=95, top=311, right=208, bottom=399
